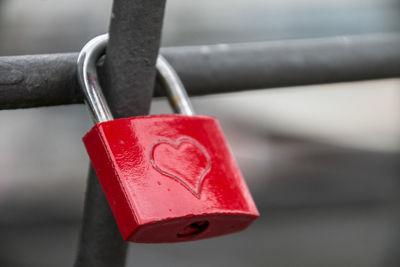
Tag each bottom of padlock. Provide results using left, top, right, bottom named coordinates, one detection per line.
left=126, top=213, right=258, bottom=243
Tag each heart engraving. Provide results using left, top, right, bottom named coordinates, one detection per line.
left=150, top=137, right=211, bottom=198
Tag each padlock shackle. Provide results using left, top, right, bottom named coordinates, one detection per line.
left=77, top=34, right=195, bottom=124
left=156, top=55, right=194, bottom=116
left=77, top=34, right=113, bottom=123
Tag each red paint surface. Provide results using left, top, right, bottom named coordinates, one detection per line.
left=83, top=115, right=259, bottom=243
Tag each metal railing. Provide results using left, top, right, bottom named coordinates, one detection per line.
left=1, top=34, right=400, bottom=110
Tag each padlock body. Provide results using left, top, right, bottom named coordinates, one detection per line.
left=83, top=114, right=259, bottom=243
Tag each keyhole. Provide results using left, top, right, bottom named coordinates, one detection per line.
left=177, top=220, right=209, bottom=237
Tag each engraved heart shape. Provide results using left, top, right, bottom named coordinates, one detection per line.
left=150, top=137, right=211, bottom=198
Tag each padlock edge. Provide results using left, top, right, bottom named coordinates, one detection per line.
left=83, top=124, right=142, bottom=241
left=128, top=212, right=259, bottom=243
left=84, top=114, right=217, bottom=133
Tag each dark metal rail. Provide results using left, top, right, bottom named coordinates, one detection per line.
left=1, top=33, right=400, bottom=110
left=74, top=0, right=166, bottom=266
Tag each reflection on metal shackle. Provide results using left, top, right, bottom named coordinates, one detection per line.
left=77, top=33, right=194, bottom=124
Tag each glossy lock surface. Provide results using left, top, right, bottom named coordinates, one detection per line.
left=83, top=115, right=259, bottom=243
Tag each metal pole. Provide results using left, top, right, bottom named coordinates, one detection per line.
left=74, top=0, right=166, bottom=266
left=1, top=34, right=400, bottom=110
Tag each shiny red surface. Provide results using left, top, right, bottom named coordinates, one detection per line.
left=83, top=114, right=259, bottom=243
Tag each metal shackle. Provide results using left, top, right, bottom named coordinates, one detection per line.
left=77, top=34, right=194, bottom=124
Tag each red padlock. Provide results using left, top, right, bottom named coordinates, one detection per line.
left=77, top=34, right=259, bottom=243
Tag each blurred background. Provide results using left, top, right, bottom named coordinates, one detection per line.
left=0, top=0, right=400, bottom=266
